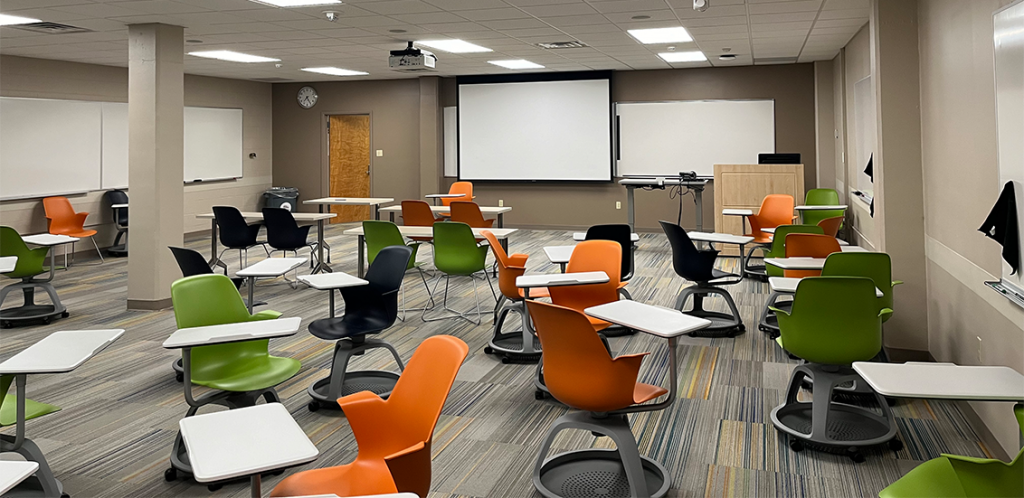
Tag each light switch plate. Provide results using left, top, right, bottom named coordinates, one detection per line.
left=376, top=150, right=383, bottom=157
left=498, top=199, right=504, bottom=207
left=615, top=201, right=621, bottom=210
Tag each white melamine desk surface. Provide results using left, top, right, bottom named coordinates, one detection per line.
left=840, top=246, right=867, bottom=253
left=0, top=461, right=39, bottom=495
left=543, top=245, right=575, bottom=263
left=237, top=258, right=307, bottom=277
left=298, top=273, right=368, bottom=290
left=178, top=403, right=319, bottom=483
left=722, top=209, right=754, bottom=216
left=196, top=212, right=336, bottom=221
left=619, top=177, right=710, bottom=186
left=379, top=205, right=512, bottom=215
left=572, top=232, right=640, bottom=242
left=852, top=362, right=1024, bottom=402
left=0, top=256, right=17, bottom=273
left=516, top=271, right=608, bottom=289
left=0, top=329, right=124, bottom=375
left=22, top=234, right=80, bottom=246
left=163, top=317, right=301, bottom=349
left=303, top=197, right=394, bottom=205
left=795, top=204, right=847, bottom=210
left=343, top=226, right=517, bottom=238
left=687, top=232, right=754, bottom=245
left=425, top=193, right=463, bottom=198
left=763, top=257, right=826, bottom=270
left=762, top=227, right=777, bottom=234
left=768, top=277, right=882, bottom=297
left=586, top=300, right=711, bottom=338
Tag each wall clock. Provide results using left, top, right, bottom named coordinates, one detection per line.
left=297, top=86, right=318, bottom=109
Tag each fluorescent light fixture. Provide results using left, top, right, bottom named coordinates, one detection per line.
left=627, top=26, right=693, bottom=44
left=188, top=50, right=280, bottom=63
left=249, top=0, right=341, bottom=6
left=658, top=51, right=706, bottom=63
left=417, top=39, right=491, bottom=53
left=301, top=66, right=368, bottom=76
left=0, top=14, right=41, bottom=26
left=488, top=59, right=544, bottom=69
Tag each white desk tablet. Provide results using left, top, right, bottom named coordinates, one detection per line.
left=237, top=257, right=308, bottom=277
left=0, top=329, right=125, bottom=375
left=380, top=205, right=511, bottom=215
left=721, top=209, right=754, bottom=217
left=516, top=271, right=609, bottom=289
left=763, top=257, right=826, bottom=270
left=162, top=317, right=301, bottom=349
left=425, top=193, right=462, bottom=199
left=762, top=227, right=777, bottom=234
left=585, top=301, right=711, bottom=338
left=303, top=197, right=394, bottom=205
left=795, top=204, right=847, bottom=211
left=21, top=234, right=80, bottom=246
left=0, top=461, right=39, bottom=495
left=768, top=277, right=883, bottom=297
left=573, top=232, right=640, bottom=242
left=196, top=212, right=335, bottom=222
left=840, top=245, right=868, bottom=253
left=0, top=256, right=17, bottom=273
left=852, top=362, right=1024, bottom=402
left=343, top=226, right=517, bottom=239
left=298, top=272, right=368, bottom=290
left=686, top=232, right=754, bottom=245
left=543, top=245, right=575, bottom=272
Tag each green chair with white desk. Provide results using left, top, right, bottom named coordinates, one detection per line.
left=0, top=375, right=62, bottom=497
left=801, top=188, right=845, bottom=226
left=0, top=226, right=69, bottom=328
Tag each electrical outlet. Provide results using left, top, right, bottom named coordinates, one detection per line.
left=615, top=201, right=621, bottom=210
left=498, top=199, right=504, bottom=207
left=376, top=150, right=383, bottom=157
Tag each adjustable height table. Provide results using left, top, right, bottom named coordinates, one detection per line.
left=236, top=258, right=308, bottom=314
left=620, top=177, right=711, bottom=232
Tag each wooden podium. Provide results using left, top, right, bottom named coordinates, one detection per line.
left=713, top=163, right=804, bottom=255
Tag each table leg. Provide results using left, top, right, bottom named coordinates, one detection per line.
left=329, top=289, right=336, bottom=319
left=373, top=205, right=380, bottom=220
left=559, top=263, right=566, bottom=273
left=313, top=219, right=331, bottom=274
left=250, top=474, right=261, bottom=498
left=497, top=213, right=504, bottom=228
left=357, top=235, right=365, bottom=278
left=247, top=276, right=255, bottom=315
left=694, top=187, right=704, bottom=233
left=626, top=186, right=635, bottom=232
left=208, top=219, right=227, bottom=271
left=390, top=211, right=396, bottom=223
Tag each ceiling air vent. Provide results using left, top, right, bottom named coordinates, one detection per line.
left=252, top=77, right=293, bottom=83
left=536, top=41, right=588, bottom=49
left=754, top=56, right=798, bottom=65
left=14, top=22, right=92, bottom=35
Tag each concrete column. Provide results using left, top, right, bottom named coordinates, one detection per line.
left=870, top=0, right=929, bottom=351
left=127, top=23, right=184, bottom=310
left=813, top=60, right=836, bottom=190
left=419, top=76, right=442, bottom=197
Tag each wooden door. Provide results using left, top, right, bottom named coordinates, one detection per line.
left=328, top=114, right=371, bottom=223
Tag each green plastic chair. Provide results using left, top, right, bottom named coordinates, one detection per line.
left=879, top=404, right=1024, bottom=498
left=0, top=374, right=64, bottom=495
left=363, top=220, right=434, bottom=316
left=822, top=252, right=902, bottom=323
left=764, top=224, right=824, bottom=277
left=802, top=189, right=844, bottom=226
left=0, top=226, right=49, bottom=280
left=0, top=374, right=60, bottom=429
left=0, top=225, right=69, bottom=327
left=423, top=222, right=495, bottom=324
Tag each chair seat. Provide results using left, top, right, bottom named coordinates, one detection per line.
left=193, top=356, right=300, bottom=392
left=744, top=233, right=772, bottom=244
left=0, top=395, right=60, bottom=427
left=52, top=228, right=97, bottom=238
left=518, top=287, right=549, bottom=299
left=878, top=457, right=966, bottom=498
left=271, top=459, right=397, bottom=498
left=633, top=382, right=668, bottom=404
left=308, top=314, right=392, bottom=340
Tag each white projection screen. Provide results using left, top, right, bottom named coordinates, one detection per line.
left=458, top=76, right=612, bottom=181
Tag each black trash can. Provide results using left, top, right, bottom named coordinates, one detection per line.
left=263, top=187, right=299, bottom=212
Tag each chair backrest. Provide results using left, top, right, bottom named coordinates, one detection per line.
left=483, top=230, right=527, bottom=300
left=765, top=224, right=824, bottom=277
left=343, top=246, right=412, bottom=326
left=168, top=247, right=214, bottom=278
left=432, top=222, right=486, bottom=276
left=777, top=277, right=884, bottom=365
left=660, top=220, right=718, bottom=282
left=527, top=301, right=643, bottom=412
left=442, top=181, right=473, bottom=207
left=262, top=207, right=305, bottom=249
left=822, top=252, right=895, bottom=314
left=449, top=201, right=491, bottom=228
left=783, top=233, right=841, bottom=278
left=363, top=220, right=416, bottom=270
left=105, top=190, right=128, bottom=226
left=584, top=224, right=634, bottom=281
left=0, top=226, right=47, bottom=279
left=749, top=194, right=795, bottom=236
left=548, top=240, right=621, bottom=313
left=170, top=274, right=270, bottom=383
left=802, top=189, right=844, bottom=226
left=213, top=206, right=258, bottom=248
left=400, top=200, right=437, bottom=227
left=42, top=196, right=83, bottom=234
left=817, top=216, right=843, bottom=238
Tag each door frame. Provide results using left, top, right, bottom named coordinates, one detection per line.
left=320, top=111, right=373, bottom=200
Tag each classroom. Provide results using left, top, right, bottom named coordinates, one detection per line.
left=0, top=0, right=1022, bottom=497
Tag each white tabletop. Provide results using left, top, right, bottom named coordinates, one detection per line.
left=0, top=329, right=124, bottom=375
left=543, top=245, right=575, bottom=264
left=572, top=232, right=640, bottom=242
left=764, top=257, right=826, bottom=270
left=687, top=232, right=755, bottom=245
left=585, top=300, right=712, bottom=338
left=516, top=271, right=609, bottom=289
left=196, top=212, right=336, bottom=221
left=722, top=209, right=754, bottom=216
left=425, top=193, right=464, bottom=198
left=796, top=204, right=847, bottom=210
left=343, top=226, right=517, bottom=239
left=0, top=461, right=39, bottom=495
left=619, top=177, right=710, bottom=186
left=768, top=277, right=882, bottom=297
left=303, top=197, right=394, bottom=206
left=22, top=234, right=80, bottom=246
left=762, top=227, right=777, bottom=234
left=840, top=245, right=867, bottom=253
left=379, top=205, right=512, bottom=215
left=179, top=403, right=319, bottom=483
left=237, top=257, right=308, bottom=277
left=0, top=256, right=17, bottom=273
left=163, top=316, right=301, bottom=349
left=852, top=362, right=1024, bottom=402
left=298, top=272, right=368, bottom=290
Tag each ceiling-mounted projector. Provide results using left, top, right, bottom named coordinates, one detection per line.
left=389, top=42, right=436, bottom=72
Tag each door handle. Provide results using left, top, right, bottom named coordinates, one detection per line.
left=366, top=164, right=370, bottom=175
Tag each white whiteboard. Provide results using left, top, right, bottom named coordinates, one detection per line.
left=615, top=100, right=775, bottom=177
left=443, top=106, right=457, bottom=178
left=993, top=1, right=1024, bottom=294
left=183, top=106, right=243, bottom=183
left=852, top=76, right=876, bottom=195
left=101, top=102, right=129, bottom=189
left=0, top=97, right=102, bottom=200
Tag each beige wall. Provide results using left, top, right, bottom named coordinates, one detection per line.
left=842, top=24, right=877, bottom=249
left=814, top=60, right=836, bottom=191
left=0, top=55, right=273, bottom=247
left=917, top=0, right=1023, bottom=456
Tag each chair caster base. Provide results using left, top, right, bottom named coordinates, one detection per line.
left=535, top=390, right=546, bottom=400
left=888, top=437, right=903, bottom=452
left=308, top=400, right=321, bottom=412
left=0, top=304, right=68, bottom=327
left=487, top=332, right=542, bottom=363
left=535, top=448, right=670, bottom=498
left=789, top=438, right=804, bottom=452
left=307, top=370, right=400, bottom=408
left=165, top=467, right=178, bottom=482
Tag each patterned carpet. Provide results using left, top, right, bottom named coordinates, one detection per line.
left=0, top=224, right=995, bottom=498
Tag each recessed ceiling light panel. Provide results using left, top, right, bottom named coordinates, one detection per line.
left=188, top=50, right=280, bottom=63
left=0, top=14, right=42, bottom=26
left=301, top=66, right=368, bottom=76
left=488, top=59, right=544, bottom=69
left=658, top=50, right=706, bottom=62
left=249, top=0, right=342, bottom=7
left=417, top=39, right=491, bottom=53
left=627, top=26, right=693, bottom=44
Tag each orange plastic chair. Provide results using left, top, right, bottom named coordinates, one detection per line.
left=483, top=230, right=546, bottom=361
left=547, top=240, right=621, bottom=332
left=783, top=233, right=841, bottom=278
left=42, top=196, right=102, bottom=263
left=401, top=200, right=441, bottom=242
left=745, top=194, right=796, bottom=243
left=817, top=215, right=844, bottom=238
left=271, top=335, right=469, bottom=498
left=449, top=201, right=494, bottom=229
left=441, top=181, right=474, bottom=207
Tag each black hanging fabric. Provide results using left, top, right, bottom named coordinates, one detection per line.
left=865, top=154, right=874, bottom=217
left=979, top=181, right=1020, bottom=274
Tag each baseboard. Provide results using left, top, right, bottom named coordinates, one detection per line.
left=127, top=298, right=172, bottom=311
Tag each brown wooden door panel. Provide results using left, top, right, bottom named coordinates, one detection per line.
left=328, top=114, right=371, bottom=223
